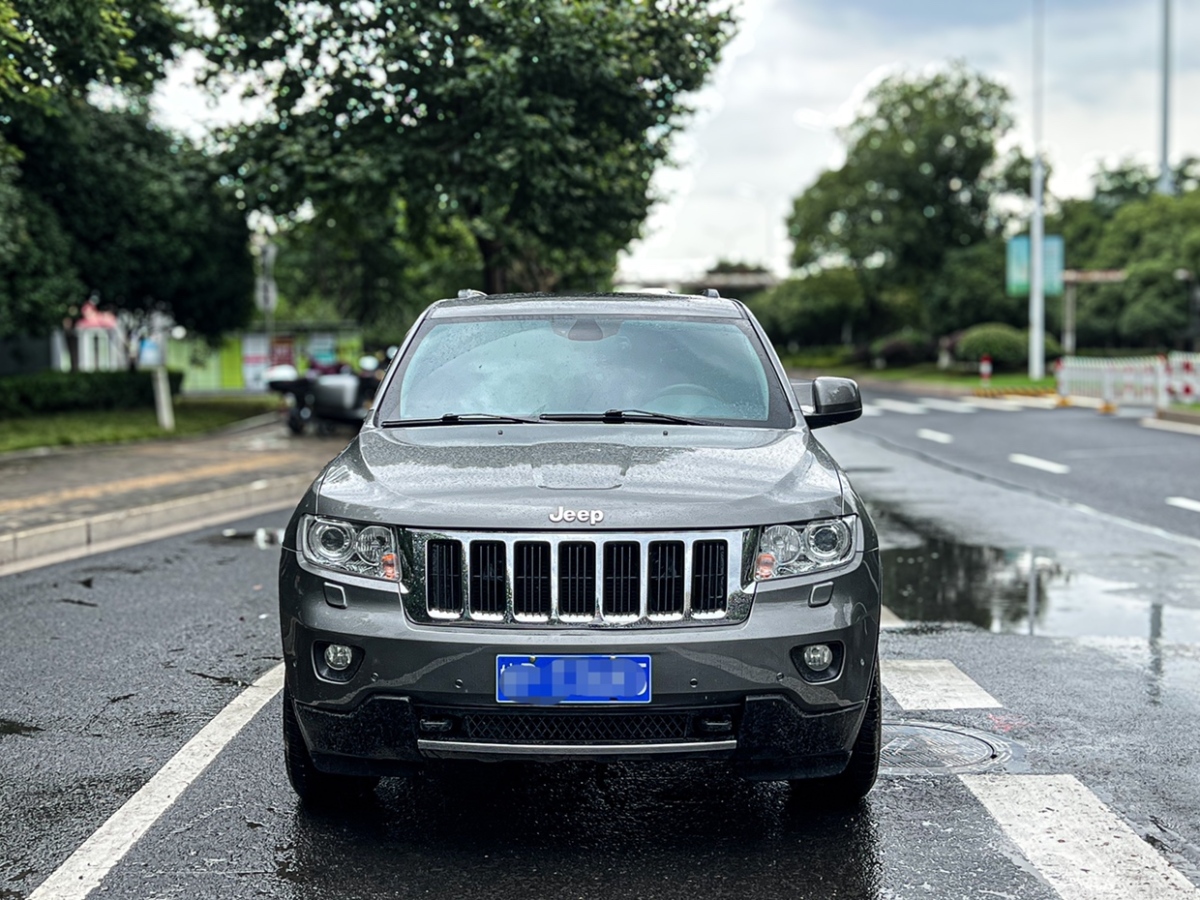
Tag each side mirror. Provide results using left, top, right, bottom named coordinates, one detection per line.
left=805, top=377, right=862, bottom=429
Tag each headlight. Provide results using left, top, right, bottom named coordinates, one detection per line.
left=755, top=516, right=856, bottom=580
left=301, top=516, right=400, bottom=581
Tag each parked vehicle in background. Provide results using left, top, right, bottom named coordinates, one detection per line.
left=267, top=357, right=381, bottom=435
left=277, top=290, right=881, bottom=807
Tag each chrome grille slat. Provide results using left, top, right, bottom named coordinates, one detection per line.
left=603, top=541, right=640, bottom=619
left=469, top=540, right=506, bottom=619
left=514, top=541, right=551, bottom=620
left=411, top=529, right=749, bottom=628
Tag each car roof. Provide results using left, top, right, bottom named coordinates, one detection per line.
left=425, top=291, right=747, bottom=320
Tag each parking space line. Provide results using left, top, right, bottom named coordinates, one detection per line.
left=1008, top=453, right=1071, bottom=475
left=880, top=659, right=1001, bottom=709
left=960, top=774, right=1200, bottom=900
left=1167, top=496, right=1200, bottom=514
left=916, top=428, right=954, bottom=444
left=29, top=664, right=285, bottom=900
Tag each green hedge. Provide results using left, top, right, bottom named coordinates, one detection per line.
left=956, top=323, right=1062, bottom=371
left=0, top=370, right=184, bottom=418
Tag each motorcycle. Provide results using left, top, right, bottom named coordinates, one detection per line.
left=266, top=357, right=383, bottom=436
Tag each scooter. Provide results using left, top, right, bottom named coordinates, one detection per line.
left=266, top=357, right=382, bottom=436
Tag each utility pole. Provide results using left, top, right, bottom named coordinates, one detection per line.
left=1158, top=0, right=1174, bottom=195
left=1029, top=0, right=1046, bottom=380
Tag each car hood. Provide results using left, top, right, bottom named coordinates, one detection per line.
left=314, top=424, right=845, bottom=531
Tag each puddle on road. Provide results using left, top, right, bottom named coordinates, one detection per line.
left=875, top=506, right=1200, bottom=645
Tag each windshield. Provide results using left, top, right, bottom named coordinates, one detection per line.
left=376, top=313, right=794, bottom=428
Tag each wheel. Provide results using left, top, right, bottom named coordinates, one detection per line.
left=282, top=682, right=379, bottom=807
left=286, top=412, right=306, bottom=435
left=791, top=663, right=881, bottom=806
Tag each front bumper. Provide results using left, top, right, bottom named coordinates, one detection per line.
left=280, top=547, right=881, bottom=780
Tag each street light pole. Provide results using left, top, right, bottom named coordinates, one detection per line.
left=1158, top=0, right=1174, bottom=195
left=1029, top=0, right=1046, bottom=380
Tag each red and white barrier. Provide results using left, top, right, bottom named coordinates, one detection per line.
left=1165, top=352, right=1200, bottom=406
left=1056, top=356, right=1169, bottom=413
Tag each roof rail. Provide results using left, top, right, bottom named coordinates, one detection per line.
left=702, top=288, right=721, bottom=298
left=456, top=289, right=487, bottom=299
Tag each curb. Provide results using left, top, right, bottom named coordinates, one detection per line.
left=971, top=387, right=1057, bottom=398
left=0, top=473, right=313, bottom=576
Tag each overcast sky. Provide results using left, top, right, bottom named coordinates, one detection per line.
left=619, top=0, right=1200, bottom=281
left=153, top=0, right=1200, bottom=283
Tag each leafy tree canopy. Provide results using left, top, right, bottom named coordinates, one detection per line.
left=2, top=104, right=254, bottom=340
left=787, top=61, right=1023, bottom=308
left=201, top=0, right=735, bottom=294
left=0, top=0, right=180, bottom=108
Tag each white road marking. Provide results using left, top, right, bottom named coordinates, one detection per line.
left=879, top=605, right=906, bottom=629
left=960, top=774, right=1200, bottom=900
left=29, top=664, right=285, bottom=900
left=917, top=397, right=976, bottom=413
left=880, top=659, right=1001, bottom=709
left=1008, top=453, right=1071, bottom=475
left=916, top=428, right=954, bottom=444
left=874, top=398, right=927, bottom=415
left=1167, top=496, right=1200, bottom=514
left=860, top=403, right=884, bottom=417
left=964, top=397, right=1025, bottom=411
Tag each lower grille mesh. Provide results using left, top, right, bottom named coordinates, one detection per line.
left=415, top=707, right=740, bottom=745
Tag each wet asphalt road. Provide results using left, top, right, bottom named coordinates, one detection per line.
left=842, top=387, right=1200, bottom=539
left=3, top=413, right=1200, bottom=899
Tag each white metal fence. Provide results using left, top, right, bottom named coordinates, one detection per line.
left=1056, top=353, right=1200, bottom=411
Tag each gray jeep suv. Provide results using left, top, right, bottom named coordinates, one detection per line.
left=279, top=291, right=881, bottom=806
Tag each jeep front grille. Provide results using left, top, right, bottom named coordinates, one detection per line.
left=408, top=529, right=754, bottom=627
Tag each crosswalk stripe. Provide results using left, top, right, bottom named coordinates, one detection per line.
left=917, top=397, right=977, bottom=413
left=960, top=774, right=1200, bottom=900
left=880, top=659, right=1001, bottom=709
left=874, top=398, right=927, bottom=415
left=880, top=605, right=905, bottom=629
left=966, top=397, right=1026, bottom=411
left=860, top=404, right=884, bottom=417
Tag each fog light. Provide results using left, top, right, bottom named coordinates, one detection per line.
left=802, top=644, right=834, bottom=671
left=324, top=644, right=354, bottom=671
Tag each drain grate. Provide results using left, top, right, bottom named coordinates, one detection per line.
left=880, top=720, right=1011, bottom=775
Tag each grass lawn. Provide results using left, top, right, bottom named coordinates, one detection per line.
left=781, top=360, right=1058, bottom=392
left=0, top=397, right=281, bottom=454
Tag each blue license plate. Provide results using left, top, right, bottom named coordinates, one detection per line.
left=496, top=655, right=652, bottom=705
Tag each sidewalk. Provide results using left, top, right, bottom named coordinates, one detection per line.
left=0, top=419, right=348, bottom=575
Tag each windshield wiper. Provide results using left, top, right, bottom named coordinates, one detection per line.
left=381, top=413, right=540, bottom=427
left=538, top=409, right=722, bottom=426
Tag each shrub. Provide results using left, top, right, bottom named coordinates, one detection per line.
left=956, top=323, right=1028, bottom=370
left=869, top=328, right=936, bottom=368
left=0, top=370, right=184, bottom=417
left=956, top=323, right=1062, bottom=371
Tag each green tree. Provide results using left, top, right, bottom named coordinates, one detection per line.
left=750, top=267, right=865, bottom=348
left=1076, top=191, right=1200, bottom=348
left=2, top=103, right=254, bottom=340
left=202, top=0, right=734, bottom=294
left=787, top=62, right=1024, bottom=338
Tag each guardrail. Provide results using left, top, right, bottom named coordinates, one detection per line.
left=1055, top=353, right=1200, bottom=412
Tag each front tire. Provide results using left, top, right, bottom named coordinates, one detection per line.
left=283, top=683, right=379, bottom=807
left=791, top=664, right=881, bottom=806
